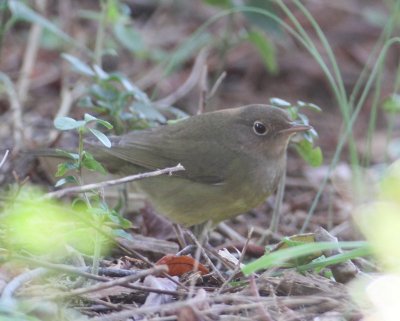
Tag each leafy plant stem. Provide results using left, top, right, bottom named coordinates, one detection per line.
left=242, top=241, right=369, bottom=275
left=349, top=3, right=397, bottom=108
left=77, top=127, right=103, bottom=275
left=384, top=44, right=400, bottom=162
left=276, top=0, right=360, bottom=168
left=364, top=2, right=400, bottom=166
left=77, top=127, right=84, bottom=182
left=216, top=13, right=234, bottom=81
left=302, top=37, right=400, bottom=232
left=364, top=64, right=384, bottom=167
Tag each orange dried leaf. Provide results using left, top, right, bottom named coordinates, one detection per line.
left=156, top=255, right=209, bottom=276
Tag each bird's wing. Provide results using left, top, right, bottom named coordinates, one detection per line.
left=90, top=126, right=232, bottom=185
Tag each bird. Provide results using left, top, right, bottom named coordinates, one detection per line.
left=86, top=104, right=312, bottom=227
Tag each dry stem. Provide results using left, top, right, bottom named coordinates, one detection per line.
left=44, top=164, right=185, bottom=199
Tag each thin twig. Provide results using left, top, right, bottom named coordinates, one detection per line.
left=89, top=292, right=339, bottom=321
left=187, top=228, right=226, bottom=284
left=44, top=164, right=185, bottom=199
left=50, top=266, right=168, bottom=299
left=0, top=149, right=9, bottom=169
left=217, top=222, right=247, bottom=243
left=172, top=223, right=187, bottom=249
left=207, top=71, right=226, bottom=101
left=12, top=255, right=183, bottom=296
left=0, top=268, right=49, bottom=303
left=218, top=227, right=253, bottom=293
left=197, top=64, right=208, bottom=114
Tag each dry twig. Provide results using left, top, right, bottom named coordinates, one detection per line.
left=44, top=164, right=185, bottom=199
left=51, top=265, right=168, bottom=299
left=218, top=228, right=254, bottom=293
left=1, top=268, right=49, bottom=303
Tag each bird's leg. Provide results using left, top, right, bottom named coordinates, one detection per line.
left=172, top=223, right=187, bottom=249
left=191, top=220, right=212, bottom=245
left=187, top=223, right=226, bottom=283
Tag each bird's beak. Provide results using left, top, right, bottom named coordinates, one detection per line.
left=279, top=122, right=313, bottom=135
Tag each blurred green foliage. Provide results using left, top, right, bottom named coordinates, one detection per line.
left=1, top=187, right=110, bottom=256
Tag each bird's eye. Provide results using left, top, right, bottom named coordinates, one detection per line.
left=253, top=121, right=268, bottom=135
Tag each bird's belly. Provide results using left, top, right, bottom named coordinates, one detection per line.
left=135, top=175, right=270, bottom=227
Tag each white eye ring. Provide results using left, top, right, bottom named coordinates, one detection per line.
left=253, top=121, right=268, bottom=135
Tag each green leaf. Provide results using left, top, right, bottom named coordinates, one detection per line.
left=55, top=149, right=79, bottom=160
left=84, top=113, right=98, bottom=122
left=84, top=113, right=113, bottom=129
left=303, top=130, right=318, bottom=143
left=41, top=28, right=65, bottom=50
left=62, top=54, right=95, bottom=76
left=296, top=246, right=371, bottom=273
left=297, top=100, right=322, bottom=112
left=8, top=0, right=86, bottom=51
left=82, top=152, right=107, bottom=174
left=270, top=97, right=291, bottom=107
left=247, top=29, right=278, bottom=74
left=382, top=94, right=400, bottom=113
left=297, top=113, right=310, bottom=125
left=295, top=139, right=323, bottom=167
left=105, top=0, right=121, bottom=23
left=242, top=241, right=369, bottom=275
left=54, top=117, right=85, bottom=130
left=55, top=162, right=78, bottom=177
left=96, top=119, right=113, bottom=129
left=117, top=216, right=133, bottom=229
left=114, top=74, right=151, bottom=104
left=89, top=128, right=112, bottom=148
left=93, top=64, right=109, bottom=80
left=90, top=83, right=118, bottom=102
left=131, top=102, right=166, bottom=123
left=79, top=96, right=95, bottom=108
left=55, top=176, right=78, bottom=187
